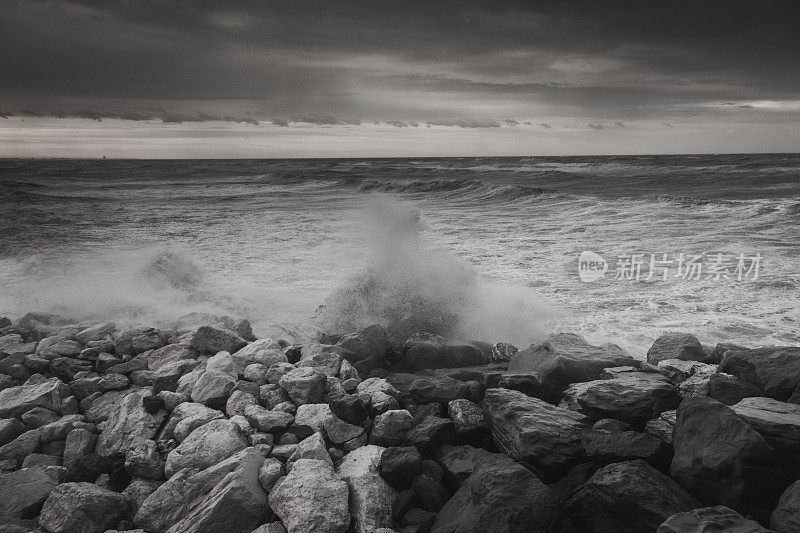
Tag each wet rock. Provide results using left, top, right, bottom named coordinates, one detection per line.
left=279, top=367, right=327, bottom=405
left=0, top=377, right=70, bottom=418
left=432, top=452, right=571, bottom=533
left=268, top=458, right=350, bottom=533
left=718, top=346, right=800, bottom=400
left=404, top=337, right=485, bottom=370
left=592, top=418, right=631, bottom=432
left=0, top=465, right=62, bottom=518
left=327, top=390, right=369, bottom=426
left=732, top=396, right=800, bottom=475
left=708, top=373, right=764, bottom=404
left=164, top=419, right=248, bottom=478
left=671, top=396, right=783, bottom=523
left=115, top=326, right=166, bottom=356
left=411, top=473, right=450, bottom=512
left=403, top=415, right=453, bottom=447
left=497, top=371, right=557, bottom=403
left=566, top=460, right=700, bottom=533
left=146, top=344, right=196, bottom=372
left=482, top=388, right=589, bottom=478
left=647, top=332, right=708, bottom=365
left=658, top=505, right=770, bottom=533
left=658, top=359, right=715, bottom=382
left=386, top=373, right=471, bottom=404
left=581, top=429, right=665, bottom=466
left=336, top=324, right=391, bottom=362
left=338, top=445, right=396, bottom=533
left=96, top=389, right=167, bottom=456
left=324, top=413, right=364, bottom=445
left=39, top=482, right=130, bottom=533
left=771, top=479, right=800, bottom=533
left=645, top=409, right=677, bottom=446
left=509, top=333, right=635, bottom=392
left=191, top=324, right=248, bottom=355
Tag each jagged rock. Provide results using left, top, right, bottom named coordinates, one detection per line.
left=115, top=326, right=166, bottom=356
left=592, top=418, right=631, bottom=432
left=404, top=415, right=453, bottom=447
left=339, top=359, right=359, bottom=381
left=508, top=333, right=635, bottom=392
left=658, top=505, right=770, bottom=532
left=0, top=333, right=37, bottom=355
left=323, top=413, right=364, bottom=445
left=447, top=399, right=484, bottom=434
left=732, top=396, right=800, bottom=474
left=75, top=322, right=115, bottom=344
left=647, top=332, right=708, bottom=365
left=566, top=460, right=700, bottom=533
left=437, top=444, right=490, bottom=490
left=20, top=406, right=59, bottom=427
left=497, top=372, right=557, bottom=403
left=191, top=351, right=238, bottom=407
left=411, top=473, right=450, bottom=512
left=772, top=479, right=800, bottom=533
left=39, top=482, right=130, bottom=533
left=327, top=390, right=369, bottom=425
left=482, top=388, right=589, bottom=478
left=0, top=465, right=62, bottom=518
left=718, top=346, right=800, bottom=400
left=125, top=440, right=164, bottom=479
left=244, top=405, right=294, bottom=433
left=379, top=446, right=422, bottom=489
left=294, top=403, right=333, bottom=433
left=168, top=447, right=267, bottom=533
left=297, top=352, right=342, bottom=376
left=49, top=357, right=93, bottom=380
left=265, top=362, right=295, bottom=384
left=268, top=458, right=350, bottom=533
left=432, top=453, right=571, bottom=533
left=336, top=324, right=391, bottom=362
left=243, top=363, right=269, bottom=385
left=63, top=428, right=97, bottom=469
left=279, top=367, right=327, bottom=405
left=404, top=337, right=486, bottom=371
left=123, top=478, right=162, bottom=516
left=258, top=457, right=284, bottom=492
left=338, top=445, right=396, bottom=533
left=164, top=419, right=248, bottom=478
left=147, top=344, right=195, bottom=372
left=0, top=418, right=26, bottom=446
left=96, top=389, right=167, bottom=456
left=671, top=396, right=784, bottom=523
left=708, top=373, right=764, bottom=404
left=370, top=409, right=414, bottom=446
left=225, top=390, right=258, bottom=417
left=386, top=373, right=471, bottom=404
left=658, top=359, right=715, bottom=382
left=0, top=377, right=70, bottom=418
left=581, top=430, right=665, bottom=465
left=287, top=432, right=332, bottom=470
left=71, top=373, right=129, bottom=399
left=191, top=324, right=248, bottom=354
left=356, top=377, right=399, bottom=399
left=562, top=373, right=680, bottom=425
left=232, top=339, right=286, bottom=372
left=160, top=402, right=224, bottom=442
left=645, top=409, right=677, bottom=446
left=260, top=384, right=291, bottom=409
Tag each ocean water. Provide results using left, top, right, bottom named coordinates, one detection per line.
left=1, top=154, right=799, bottom=356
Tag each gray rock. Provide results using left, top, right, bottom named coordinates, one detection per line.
left=645, top=409, right=677, bottom=446
left=63, top=428, right=97, bottom=470
left=447, top=399, right=484, bottom=434
left=338, top=445, right=396, bottom=533
left=268, top=458, right=350, bottom=533
left=115, top=326, right=166, bottom=356
left=123, top=478, right=162, bottom=515
left=0, top=333, right=37, bottom=355
left=658, top=358, right=715, bottom=382
left=0, top=465, right=62, bottom=518
left=732, top=396, right=800, bottom=475
left=718, top=346, right=800, bottom=400
left=482, top=388, right=589, bottom=478
left=0, top=428, right=41, bottom=466
left=709, top=373, right=764, bottom=405
left=772, top=479, right=800, bottom=533
left=0, top=418, right=26, bottom=446
left=125, top=439, right=164, bottom=479
left=297, top=352, right=342, bottom=376
left=566, top=460, right=700, bottom=533
left=75, top=322, right=115, bottom=344
left=581, top=429, right=665, bottom=465
left=437, top=444, right=490, bottom=489
left=324, top=413, right=364, bottom=445
left=294, top=403, right=332, bottom=433
left=336, top=324, right=391, bottom=362
left=287, top=432, right=332, bottom=470
left=258, top=457, right=284, bottom=492
left=279, top=367, right=327, bottom=405
left=20, top=406, right=59, bottom=427
left=370, top=409, right=414, bottom=446
left=164, top=419, right=248, bottom=478
left=432, top=452, right=572, bottom=533
left=147, top=344, right=196, bottom=372
left=96, top=389, right=167, bottom=456
left=647, top=332, right=708, bottom=365
left=244, top=405, right=294, bottom=433
left=190, top=351, right=238, bottom=406
left=0, top=377, right=70, bottom=418
left=191, top=324, right=247, bottom=354
left=226, top=390, right=258, bottom=418
left=386, top=373, right=471, bottom=404
left=39, top=482, right=130, bottom=533
left=160, top=401, right=224, bottom=442
left=658, top=505, right=770, bottom=533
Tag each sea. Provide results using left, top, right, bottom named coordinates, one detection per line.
left=1, top=154, right=799, bottom=357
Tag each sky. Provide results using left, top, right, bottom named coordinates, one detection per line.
left=1, top=0, right=799, bottom=157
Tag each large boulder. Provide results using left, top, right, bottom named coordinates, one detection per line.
left=403, top=336, right=486, bottom=371
left=658, top=505, right=770, bottom=533
left=279, top=367, right=327, bottom=405
left=772, top=479, right=800, bottom=533
left=718, top=346, right=800, bottom=400
left=337, top=445, right=396, bottom=533
left=647, top=332, right=708, bottom=365
left=164, top=419, right=248, bottom=478
left=96, top=388, right=167, bottom=456
left=431, top=452, right=572, bottom=533
left=566, top=460, right=701, bottom=533
left=385, top=373, right=471, bottom=404
left=336, top=324, right=391, bottom=362
left=268, top=458, right=350, bottom=533
left=191, top=324, right=247, bottom=354
left=482, top=388, right=590, bottom=478
left=167, top=447, right=267, bottom=533
left=670, top=397, right=784, bottom=523
left=508, top=333, right=635, bottom=392
left=0, top=465, right=62, bottom=518
left=39, top=482, right=130, bottom=533
left=190, top=351, right=238, bottom=407
left=732, top=397, right=800, bottom=475
left=0, top=377, right=70, bottom=418
left=561, top=373, right=681, bottom=426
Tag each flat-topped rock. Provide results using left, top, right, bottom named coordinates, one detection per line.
left=0, top=377, right=70, bottom=418
left=732, top=396, right=800, bottom=474
left=718, top=346, right=800, bottom=400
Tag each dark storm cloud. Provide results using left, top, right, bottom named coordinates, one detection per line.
left=2, top=0, right=799, bottom=121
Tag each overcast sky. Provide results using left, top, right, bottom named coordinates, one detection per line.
left=2, top=0, right=799, bottom=157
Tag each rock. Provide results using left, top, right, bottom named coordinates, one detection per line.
left=71, top=373, right=129, bottom=399
left=20, top=406, right=59, bottom=427
left=287, top=432, right=332, bottom=470
left=0, top=377, right=70, bottom=418
left=37, top=338, right=83, bottom=359
left=115, top=326, right=166, bottom=356
left=279, top=367, right=327, bottom=405
left=191, top=324, right=248, bottom=354
left=497, top=371, right=557, bottom=403
left=0, top=465, right=62, bottom=518
left=268, top=458, right=350, bottom=533
left=592, top=418, right=631, bottom=432
left=403, top=415, right=453, bottom=447
left=297, top=352, right=342, bottom=376
left=437, top=444, right=491, bottom=490
left=327, top=391, right=369, bottom=426
left=404, top=337, right=486, bottom=370
left=561, top=373, right=681, bottom=425
left=482, top=388, right=589, bottom=478
left=258, top=457, right=284, bottom=492
left=732, top=397, right=800, bottom=475
left=191, top=351, right=238, bottom=407
left=411, top=473, right=450, bottom=512
left=231, top=339, right=286, bottom=373
left=63, top=428, right=97, bottom=469
left=39, top=482, right=130, bottom=533
left=75, top=322, right=115, bottom=344
left=718, top=346, right=800, bottom=400
left=96, top=389, right=167, bottom=456
left=265, top=362, right=295, bottom=384
left=509, top=333, right=635, bottom=392
left=379, top=446, right=422, bottom=489
left=772, top=479, right=800, bottom=533
left=0, top=333, right=37, bottom=355
left=243, top=363, right=269, bottom=385
left=566, top=460, right=700, bottom=533
left=324, top=413, right=364, bottom=445
left=370, top=409, right=414, bottom=446
left=447, top=399, right=484, bottom=434
left=658, top=505, right=771, bottom=533
left=147, top=344, right=196, bottom=372
left=336, top=324, right=391, bottom=362
left=167, top=447, right=267, bottom=533
left=122, top=478, right=161, bottom=515
left=226, top=390, right=258, bottom=417
left=581, top=430, right=665, bottom=466
left=647, top=332, right=708, bottom=365
left=160, top=401, right=224, bottom=442
left=244, top=405, right=294, bottom=433
left=645, top=409, right=677, bottom=446
left=658, top=358, right=715, bottom=382
left=708, top=373, right=764, bottom=404
left=0, top=418, right=26, bottom=446
left=432, top=452, right=571, bottom=533
left=294, top=403, right=333, bottom=433
left=164, top=419, right=248, bottom=478
left=125, top=440, right=164, bottom=479
left=671, top=396, right=783, bottom=523
left=338, top=445, right=396, bottom=533
left=386, top=373, right=471, bottom=404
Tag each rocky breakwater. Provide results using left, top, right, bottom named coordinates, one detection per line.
left=0, top=313, right=799, bottom=532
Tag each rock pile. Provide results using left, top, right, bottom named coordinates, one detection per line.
left=0, top=313, right=798, bottom=532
